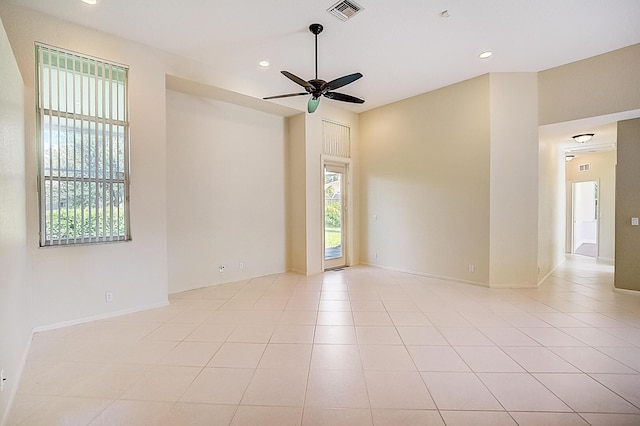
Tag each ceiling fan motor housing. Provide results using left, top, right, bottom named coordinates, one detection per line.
left=309, top=79, right=328, bottom=97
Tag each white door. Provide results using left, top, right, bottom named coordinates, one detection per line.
left=324, top=163, right=347, bottom=269
left=572, top=180, right=599, bottom=257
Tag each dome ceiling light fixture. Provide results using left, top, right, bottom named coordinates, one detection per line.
left=573, top=133, right=594, bottom=143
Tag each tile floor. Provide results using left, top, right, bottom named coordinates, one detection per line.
left=7, top=256, right=640, bottom=425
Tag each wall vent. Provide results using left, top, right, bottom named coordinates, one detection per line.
left=578, top=163, right=591, bottom=172
left=327, top=0, right=364, bottom=21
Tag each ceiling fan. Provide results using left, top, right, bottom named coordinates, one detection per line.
left=263, top=23, right=364, bottom=113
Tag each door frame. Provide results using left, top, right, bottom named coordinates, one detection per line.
left=570, top=179, right=600, bottom=257
left=322, top=155, right=352, bottom=270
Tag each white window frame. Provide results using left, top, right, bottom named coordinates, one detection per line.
left=36, top=43, right=131, bottom=246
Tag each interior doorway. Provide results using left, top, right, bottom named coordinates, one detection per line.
left=572, top=180, right=599, bottom=258
left=324, top=163, right=347, bottom=269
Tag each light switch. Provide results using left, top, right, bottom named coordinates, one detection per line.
left=632, top=217, right=639, bottom=226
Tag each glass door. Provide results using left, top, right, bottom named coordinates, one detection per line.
left=324, top=163, right=346, bottom=269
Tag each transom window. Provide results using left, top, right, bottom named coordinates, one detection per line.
left=36, top=43, right=130, bottom=246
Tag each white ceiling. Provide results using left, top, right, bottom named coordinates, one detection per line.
left=8, top=0, right=640, bottom=114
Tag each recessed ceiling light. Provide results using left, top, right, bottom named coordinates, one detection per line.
left=81, top=0, right=97, bottom=4
left=258, top=60, right=270, bottom=68
left=479, top=51, right=492, bottom=59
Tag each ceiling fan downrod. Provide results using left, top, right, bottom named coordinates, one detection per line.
left=309, top=23, right=323, bottom=80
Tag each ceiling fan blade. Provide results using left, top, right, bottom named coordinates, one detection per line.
left=308, top=97, right=321, bottom=113
left=324, top=92, right=365, bottom=104
left=263, top=92, right=308, bottom=100
left=324, top=73, right=363, bottom=91
left=281, top=71, right=313, bottom=90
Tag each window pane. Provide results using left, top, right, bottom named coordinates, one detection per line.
left=324, top=170, right=343, bottom=260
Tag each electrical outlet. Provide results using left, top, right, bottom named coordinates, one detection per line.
left=105, top=291, right=113, bottom=303
left=468, top=264, right=475, bottom=273
left=239, top=262, right=244, bottom=270
left=1, top=369, right=6, bottom=392
left=219, top=265, right=225, bottom=273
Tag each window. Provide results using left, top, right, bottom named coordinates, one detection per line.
left=36, top=44, right=130, bottom=246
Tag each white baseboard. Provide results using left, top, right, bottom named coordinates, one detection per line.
left=537, top=257, right=567, bottom=287
left=490, top=281, right=540, bottom=289
left=359, top=262, right=489, bottom=288
left=1, top=329, right=33, bottom=426
left=32, top=301, right=169, bottom=334
left=614, top=287, right=640, bottom=297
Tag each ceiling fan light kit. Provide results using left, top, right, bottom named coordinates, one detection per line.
left=263, top=23, right=364, bottom=113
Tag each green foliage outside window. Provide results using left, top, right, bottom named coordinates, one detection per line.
left=325, top=202, right=341, bottom=228
left=46, top=207, right=126, bottom=241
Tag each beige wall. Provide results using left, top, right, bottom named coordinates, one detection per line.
left=537, top=137, right=566, bottom=282
left=303, top=113, right=324, bottom=275
left=286, top=114, right=307, bottom=274
left=360, top=75, right=491, bottom=285
left=539, top=43, right=640, bottom=125
left=0, top=16, right=30, bottom=424
left=0, top=3, right=171, bottom=327
left=615, top=118, right=640, bottom=291
left=489, top=73, right=539, bottom=287
left=359, top=73, right=540, bottom=287
left=565, top=151, right=616, bottom=261
left=166, top=90, right=287, bottom=293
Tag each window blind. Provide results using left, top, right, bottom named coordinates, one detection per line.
left=36, top=44, right=130, bottom=246
left=322, top=120, right=351, bottom=158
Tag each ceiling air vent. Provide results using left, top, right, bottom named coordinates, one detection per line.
left=327, top=0, right=364, bottom=21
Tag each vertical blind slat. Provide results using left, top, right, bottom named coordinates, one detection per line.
left=124, top=68, right=130, bottom=238
left=116, top=68, right=121, bottom=237
left=79, top=53, right=86, bottom=243
left=94, top=60, right=100, bottom=241
left=100, top=61, right=106, bottom=242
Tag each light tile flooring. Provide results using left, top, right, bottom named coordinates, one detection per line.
left=7, top=256, right=640, bottom=425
